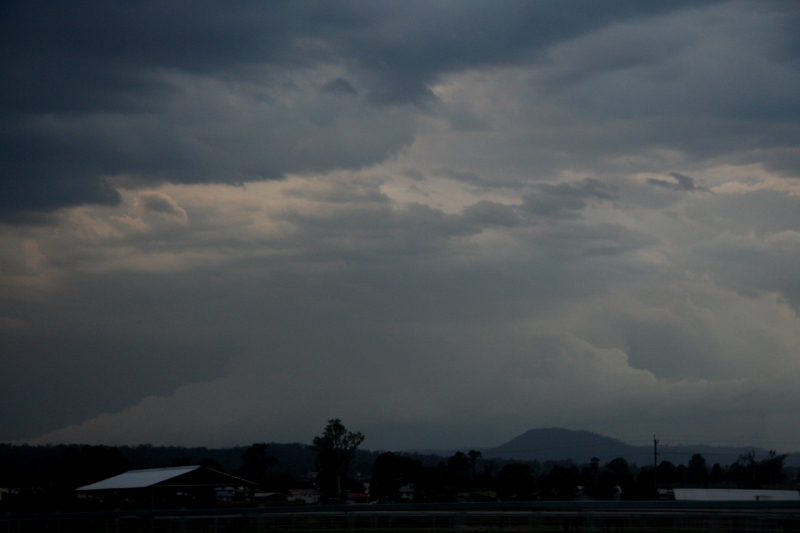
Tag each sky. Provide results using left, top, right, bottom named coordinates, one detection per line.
left=2, top=0, right=800, bottom=452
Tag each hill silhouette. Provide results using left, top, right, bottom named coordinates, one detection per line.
left=481, top=428, right=638, bottom=464
left=479, top=428, right=797, bottom=468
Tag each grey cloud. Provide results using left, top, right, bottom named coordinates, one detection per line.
left=320, top=78, right=359, bottom=96
left=528, top=221, right=656, bottom=259
left=521, top=178, right=617, bottom=218
left=685, top=188, right=800, bottom=236
left=541, top=19, right=693, bottom=88
left=0, top=0, right=725, bottom=216
left=1, top=69, right=419, bottom=222
left=515, top=2, right=800, bottom=175
left=0, top=330, right=238, bottom=439
left=521, top=195, right=585, bottom=219
left=669, top=172, right=706, bottom=191
left=0, top=175, right=656, bottom=442
left=282, top=179, right=391, bottom=205
left=546, top=2, right=800, bottom=122
left=336, top=1, right=720, bottom=105
left=30, top=303, right=800, bottom=449
left=3, top=0, right=800, bottom=452
left=433, top=168, right=485, bottom=185
left=399, top=167, right=425, bottom=181
left=539, top=178, right=617, bottom=200
left=1, top=174, right=796, bottom=449
left=134, top=192, right=187, bottom=221
left=276, top=201, right=482, bottom=262
left=626, top=323, right=718, bottom=381
left=441, top=107, right=491, bottom=132
left=646, top=172, right=709, bottom=191
left=462, top=201, right=521, bottom=228
left=698, top=228, right=800, bottom=311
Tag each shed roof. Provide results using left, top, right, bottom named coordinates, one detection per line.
left=78, top=466, right=258, bottom=491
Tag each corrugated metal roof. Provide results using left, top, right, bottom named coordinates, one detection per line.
left=79, top=466, right=201, bottom=490
left=673, top=488, right=800, bottom=501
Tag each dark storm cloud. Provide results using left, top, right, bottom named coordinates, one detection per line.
left=0, top=331, right=238, bottom=439
left=0, top=0, right=719, bottom=217
left=4, top=0, right=800, bottom=449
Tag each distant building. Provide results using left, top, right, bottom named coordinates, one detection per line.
left=254, top=491, right=289, bottom=503
left=346, top=492, right=371, bottom=504
left=672, top=488, right=800, bottom=501
left=399, top=484, right=414, bottom=500
left=288, top=488, right=320, bottom=504
left=77, top=466, right=259, bottom=508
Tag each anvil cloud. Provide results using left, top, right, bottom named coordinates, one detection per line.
left=2, top=0, right=800, bottom=451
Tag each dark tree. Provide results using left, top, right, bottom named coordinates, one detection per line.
left=577, top=459, right=600, bottom=498
left=67, top=445, right=129, bottom=489
left=759, top=450, right=788, bottom=486
left=710, top=463, right=726, bottom=484
left=447, top=452, right=471, bottom=472
left=496, top=463, right=536, bottom=501
left=596, top=471, right=619, bottom=500
left=606, top=457, right=631, bottom=479
left=445, top=452, right=474, bottom=494
left=633, top=467, right=655, bottom=500
left=598, top=458, right=633, bottom=500
left=687, top=454, right=708, bottom=485
left=311, top=419, right=364, bottom=503
left=467, top=450, right=482, bottom=478
left=656, top=460, right=678, bottom=486
left=675, top=464, right=689, bottom=485
left=236, top=443, right=278, bottom=487
left=541, top=464, right=579, bottom=500
left=730, top=450, right=758, bottom=488
left=370, top=452, right=421, bottom=502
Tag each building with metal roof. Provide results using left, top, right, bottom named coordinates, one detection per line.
left=77, top=466, right=259, bottom=509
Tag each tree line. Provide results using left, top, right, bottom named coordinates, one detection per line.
left=0, top=421, right=796, bottom=511
left=313, top=420, right=797, bottom=503
left=368, top=449, right=795, bottom=503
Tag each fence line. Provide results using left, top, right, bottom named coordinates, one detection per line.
left=5, top=501, right=800, bottom=533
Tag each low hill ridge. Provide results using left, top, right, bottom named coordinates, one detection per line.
left=482, top=427, right=638, bottom=463
left=480, top=428, right=795, bottom=467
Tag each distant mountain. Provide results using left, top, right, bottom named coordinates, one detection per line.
left=481, top=428, right=638, bottom=464
left=479, top=428, right=797, bottom=468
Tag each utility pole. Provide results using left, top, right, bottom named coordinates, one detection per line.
left=653, top=435, right=659, bottom=500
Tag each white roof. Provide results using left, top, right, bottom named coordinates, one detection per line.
left=79, top=466, right=201, bottom=490
left=673, top=488, right=800, bottom=501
